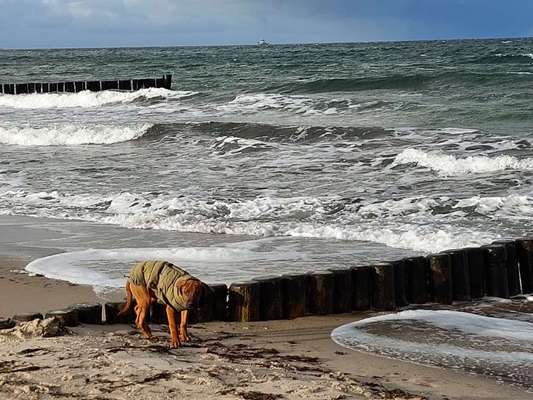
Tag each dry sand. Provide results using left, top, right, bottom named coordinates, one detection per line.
left=1, top=257, right=532, bottom=400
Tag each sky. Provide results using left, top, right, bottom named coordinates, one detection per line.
left=0, top=0, right=532, bottom=48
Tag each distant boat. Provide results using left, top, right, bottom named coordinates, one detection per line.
left=257, top=39, right=270, bottom=46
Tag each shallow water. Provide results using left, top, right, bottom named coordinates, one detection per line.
left=1, top=39, right=533, bottom=285
left=332, top=304, right=533, bottom=391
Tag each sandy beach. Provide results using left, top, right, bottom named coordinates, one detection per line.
left=1, top=256, right=531, bottom=400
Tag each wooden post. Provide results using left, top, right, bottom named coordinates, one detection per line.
left=444, top=249, right=471, bottom=301
left=45, top=309, right=79, bottom=327
left=388, top=259, right=408, bottom=307
left=254, top=276, right=284, bottom=321
left=351, top=266, right=372, bottom=310
left=306, top=271, right=334, bottom=315
left=280, top=274, right=306, bottom=319
left=69, top=303, right=102, bottom=324
left=428, top=253, right=453, bottom=304
left=228, top=281, right=260, bottom=322
left=516, top=238, right=533, bottom=294
left=209, top=283, right=228, bottom=321
left=104, top=302, right=135, bottom=324
left=404, top=256, right=429, bottom=304
left=12, top=313, right=43, bottom=322
left=328, top=267, right=353, bottom=313
left=483, top=245, right=510, bottom=298
left=372, top=263, right=396, bottom=310
left=464, top=247, right=486, bottom=298
left=493, top=240, right=521, bottom=296
left=149, top=302, right=166, bottom=324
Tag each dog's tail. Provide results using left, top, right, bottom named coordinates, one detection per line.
left=117, top=280, right=133, bottom=317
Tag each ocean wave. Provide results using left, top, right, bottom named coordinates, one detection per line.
left=0, top=190, right=499, bottom=253
left=473, top=53, right=533, bottom=64
left=0, top=123, right=152, bottom=145
left=0, top=88, right=197, bottom=109
left=271, top=75, right=432, bottom=94
left=391, top=148, right=533, bottom=176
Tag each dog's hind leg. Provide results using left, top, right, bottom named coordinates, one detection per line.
left=179, top=309, right=191, bottom=342
left=130, top=283, right=152, bottom=339
left=166, top=305, right=181, bottom=348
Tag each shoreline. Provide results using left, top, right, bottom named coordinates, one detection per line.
left=1, top=257, right=532, bottom=399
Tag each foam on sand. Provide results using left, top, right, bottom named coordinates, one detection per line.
left=0, top=123, right=152, bottom=145
left=392, top=148, right=533, bottom=176
left=332, top=310, right=533, bottom=389
left=24, top=245, right=302, bottom=289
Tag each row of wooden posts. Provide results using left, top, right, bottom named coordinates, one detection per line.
left=9, top=237, right=533, bottom=327
left=0, top=75, right=172, bottom=94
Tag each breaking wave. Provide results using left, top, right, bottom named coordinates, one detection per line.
left=0, top=190, right=503, bottom=253
left=0, top=88, right=197, bottom=109
left=392, top=148, right=533, bottom=176
left=0, top=124, right=152, bottom=146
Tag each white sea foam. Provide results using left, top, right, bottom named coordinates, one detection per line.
left=1, top=190, right=499, bottom=253
left=0, top=123, right=152, bottom=145
left=331, top=310, right=533, bottom=380
left=338, top=310, right=533, bottom=342
left=0, top=88, right=196, bottom=109
left=25, top=245, right=302, bottom=288
left=217, top=93, right=336, bottom=115
left=392, top=148, right=533, bottom=176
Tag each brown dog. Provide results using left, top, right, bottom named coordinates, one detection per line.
left=118, top=260, right=208, bottom=348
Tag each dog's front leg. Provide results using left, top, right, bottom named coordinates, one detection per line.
left=165, top=305, right=181, bottom=348
left=179, top=310, right=191, bottom=342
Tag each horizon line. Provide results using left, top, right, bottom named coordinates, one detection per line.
left=1, top=34, right=531, bottom=51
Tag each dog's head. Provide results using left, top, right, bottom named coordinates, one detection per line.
left=176, top=279, right=211, bottom=310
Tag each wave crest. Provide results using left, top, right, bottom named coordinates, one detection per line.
left=0, top=88, right=197, bottom=109
left=392, top=148, right=533, bottom=176
left=0, top=124, right=152, bottom=146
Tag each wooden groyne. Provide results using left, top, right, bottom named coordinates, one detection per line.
left=5, top=237, right=533, bottom=327
left=0, top=74, right=172, bottom=94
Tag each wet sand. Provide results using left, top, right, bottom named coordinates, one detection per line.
left=1, top=256, right=532, bottom=399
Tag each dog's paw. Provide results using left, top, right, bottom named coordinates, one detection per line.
left=169, top=339, right=181, bottom=349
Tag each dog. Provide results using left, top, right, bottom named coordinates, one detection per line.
left=118, top=260, right=209, bottom=348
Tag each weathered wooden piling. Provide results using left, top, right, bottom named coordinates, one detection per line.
left=45, top=309, right=79, bottom=327
left=149, top=302, right=167, bottom=324
left=428, top=253, right=453, bottom=304
left=254, top=276, right=284, bottom=321
left=516, top=238, right=533, bottom=293
left=0, top=75, right=172, bottom=95
left=372, top=263, right=396, bottom=310
left=104, top=302, right=135, bottom=324
left=280, top=274, right=306, bottom=319
left=69, top=303, right=102, bottom=324
left=0, top=318, right=15, bottom=329
left=306, top=271, right=334, bottom=315
left=209, top=283, right=228, bottom=321
left=388, top=259, right=408, bottom=308
left=228, top=281, right=260, bottom=322
left=351, top=266, right=372, bottom=310
left=404, top=256, right=429, bottom=304
left=463, top=247, right=486, bottom=298
left=328, top=267, right=353, bottom=313
left=444, top=249, right=471, bottom=301
left=483, top=245, right=510, bottom=298
left=493, top=240, right=521, bottom=296
left=12, top=312, right=43, bottom=322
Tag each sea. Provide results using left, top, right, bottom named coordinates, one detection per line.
left=1, top=38, right=533, bottom=286
left=2, top=38, right=533, bottom=388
